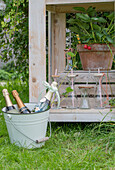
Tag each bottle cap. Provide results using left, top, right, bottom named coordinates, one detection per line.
left=2, top=89, right=9, bottom=96
left=12, top=90, right=19, bottom=97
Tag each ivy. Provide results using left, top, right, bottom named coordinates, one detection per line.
left=0, top=0, right=29, bottom=81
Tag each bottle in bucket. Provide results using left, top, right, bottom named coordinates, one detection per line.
left=2, top=89, right=19, bottom=114
left=12, top=90, right=31, bottom=114
left=33, top=81, right=58, bottom=113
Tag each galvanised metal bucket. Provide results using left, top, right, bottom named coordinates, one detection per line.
left=2, top=103, right=50, bottom=149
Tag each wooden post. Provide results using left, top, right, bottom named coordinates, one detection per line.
left=29, top=0, right=46, bottom=102
left=48, top=12, right=66, bottom=82
left=48, top=12, right=52, bottom=83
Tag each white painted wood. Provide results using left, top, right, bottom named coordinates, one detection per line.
left=46, top=0, right=115, bottom=5
left=29, top=0, right=46, bottom=102
left=49, top=108, right=115, bottom=122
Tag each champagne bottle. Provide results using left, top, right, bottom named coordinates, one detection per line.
left=12, top=90, right=31, bottom=114
left=33, top=81, right=58, bottom=113
left=2, top=89, right=19, bottom=114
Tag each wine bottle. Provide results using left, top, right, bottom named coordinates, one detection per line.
left=12, top=90, right=31, bottom=114
left=2, top=89, right=19, bottom=114
left=33, top=81, right=58, bottom=113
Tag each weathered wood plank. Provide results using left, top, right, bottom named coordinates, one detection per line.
left=58, top=71, right=115, bottom=83
left=59, top=96, right=114, bottom=109
left=46, top=0, right=114, bottom=5
left=48, top=11, right=52, bottom=83
left=60, top=96, right=78, bottom=108
left=49, top=108, right=115, bottom=122
left=46, top=2, right=114, bottom=13
left=29, top=0, right=46, bottom=102
left=59, top=84, right=115, bottom=96
left=50, top=13, right=66, bottom=76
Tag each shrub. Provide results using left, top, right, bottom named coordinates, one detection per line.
left=0, top=69, right=11, bottom=80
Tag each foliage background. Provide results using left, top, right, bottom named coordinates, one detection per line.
left=0, top=0, right=29, bottom=81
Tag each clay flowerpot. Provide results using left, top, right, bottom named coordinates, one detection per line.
left=77, top=44, right=115, bottom=70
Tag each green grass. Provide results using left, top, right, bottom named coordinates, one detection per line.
left=0, top=80, right=115, bottom=170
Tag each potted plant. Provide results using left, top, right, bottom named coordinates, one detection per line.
left=67, top=6, right=115, bottom=70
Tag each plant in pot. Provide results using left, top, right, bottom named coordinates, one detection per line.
left=67, top=6, right=115, bottom=70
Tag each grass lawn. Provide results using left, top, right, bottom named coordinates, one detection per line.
left=0, top=80, right=115, bottom=169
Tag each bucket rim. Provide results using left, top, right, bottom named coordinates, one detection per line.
left=2, top=103, right=50, bottom=115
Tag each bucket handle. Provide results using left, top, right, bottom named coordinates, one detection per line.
left=36, top=117, right=52, bottom=143
left=36, top=137, right=49, bottom=143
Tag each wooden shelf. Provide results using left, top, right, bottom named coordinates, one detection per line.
left=50, top=108, right=115, bottom=122
left=46, top=0, right=114, bottom=5
left=29, top=1, right=115, bottom=123
left=46, top=0, right=114, bottom=13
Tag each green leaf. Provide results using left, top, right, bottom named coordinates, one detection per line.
left=86, top=6, right=96, bottom=17
left=106, top=36, right=114, bottom=44
left=67, top=52, right=75, bottom=58
left=67, top=18, right=77, bottom=24
left=109, top=99, right=115, bottom=106
left=80, top=22, right=90, bottom=30
left=92, top=24, right=101, bottom=31
left=103, top=29, right=108, bottom=35
left=62, top=92, right=68, bottom=97
left=96, top=32, right=103, bottom=38
left=76, top=13, right=90, bottom=22
left=95, top=32, right=103, bottom=39
left=66, top=87, right=73, bottom=93
left=69, top=26, right=80, bottom=33
left=91, top=17, right=107, bottom=23
left=1, top=21, right=5, bottom=27
left=73, top=7, right=86, bottom=12
left=82, top=38, right=91, bottom=44
left=98, top=17, right=107, bottom=23
left=62, top=87, right=73, bottom=96
left=103, top=12, right=109, bottom=17
left=107, top=12, right=115, bottom=19
left=0, top=70, right=11, bottom=80
left=75, top=18, right=90, bottom=29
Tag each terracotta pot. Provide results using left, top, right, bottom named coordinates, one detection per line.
left=77, top=44, right=115, bottom=70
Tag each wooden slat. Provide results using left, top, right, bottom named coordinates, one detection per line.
left=46, top=2, right=114, bottom=13
left=59, top=84, right=115, bottom=96
left=60, top=96, right=78, bottom=108
left=50, top=13, right=66, bottom=76
left=49, top=108, right=115, bottom=122
left=46, top=0, right=114, bottom=5
left=29, top=0, right=46, bottom=102
left=59, top=97, right=113, bottom=109
left=48, top=12, right=52, bottom=83
left=58, top=71, right=115, bottom=83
